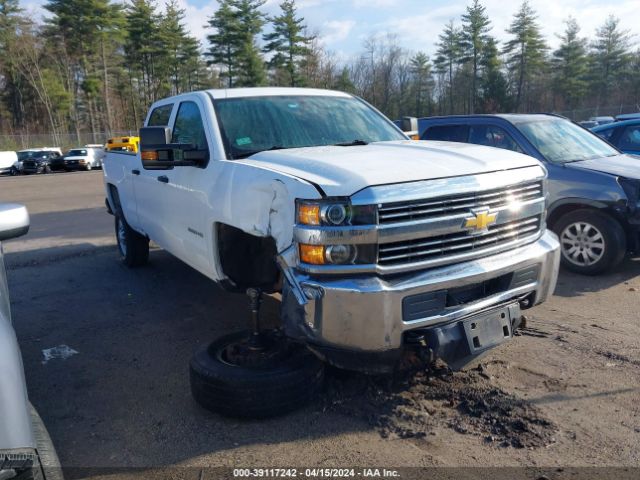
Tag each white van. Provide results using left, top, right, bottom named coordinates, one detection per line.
left=0, top=151, right=19, bottom=175
left=63, top=146, right=104, bottom=171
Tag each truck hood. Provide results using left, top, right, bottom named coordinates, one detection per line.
left=239, top=140, right=542, bottom=196
left=565, top=153, right=640, bottom=179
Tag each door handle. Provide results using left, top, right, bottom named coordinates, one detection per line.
left=157, top=175, right=169, bottom=184
left=132, top=169, right=140, bottom=175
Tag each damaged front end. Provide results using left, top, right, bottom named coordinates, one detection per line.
left=277, top=168, right=560, bottom=373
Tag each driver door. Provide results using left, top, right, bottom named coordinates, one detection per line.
left=137, top=96, right=214, bottom=276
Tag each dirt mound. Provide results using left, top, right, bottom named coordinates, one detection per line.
left=322, top=363, right=556, bottom=448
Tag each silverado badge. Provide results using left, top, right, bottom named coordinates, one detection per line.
left=463, top=209, right=498, bottom=234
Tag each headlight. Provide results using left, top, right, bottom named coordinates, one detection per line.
left=296, top=199, right=377, bottom=226
left=299, top=243, right=377, bottom=265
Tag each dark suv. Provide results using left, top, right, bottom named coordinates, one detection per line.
left=420, top=114, right=640, bottom=274
left=22, top=152, right=62, bottom=174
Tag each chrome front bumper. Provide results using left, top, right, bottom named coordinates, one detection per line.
left=281, top=230, right=559, bottom=357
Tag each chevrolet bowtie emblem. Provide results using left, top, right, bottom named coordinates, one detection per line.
left=464, top=210, right=498, bottom=233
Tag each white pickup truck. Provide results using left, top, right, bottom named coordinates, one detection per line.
left=103, top=87, right=560, bottom=418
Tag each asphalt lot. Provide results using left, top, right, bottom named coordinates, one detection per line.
left=0, top=172, right=639, bottom=476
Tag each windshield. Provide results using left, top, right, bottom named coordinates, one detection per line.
left=17, top=151, right=38, bottom=160
left=515, top=118, right=619, bottom=163
left=213, top=95, right=406, bottom=159
left=68, top=149, right=87, bottom=156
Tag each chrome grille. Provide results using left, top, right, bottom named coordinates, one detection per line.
left=378, top=215, right=542, bottom=266
left=378, top=180, right=543, bottom=224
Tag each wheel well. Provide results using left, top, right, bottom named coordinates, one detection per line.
left=216, top=223, right=281, bottom=292
left=107, top=184, right=121, bottom=215
left=548, top=203, right=600, bottom=229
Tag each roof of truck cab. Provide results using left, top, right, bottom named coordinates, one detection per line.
left=205, top=87, right=352, bottom=99
left=419, top=113, right=561, bottom=125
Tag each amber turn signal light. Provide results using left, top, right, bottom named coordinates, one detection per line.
left=299, top=244, right=325, bottom=264
left=298, top=204, right=321, bottom=225
left=141, top=150, right=159, bottom=161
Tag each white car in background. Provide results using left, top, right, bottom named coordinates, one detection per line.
left=62, top=146, right=105, bottom=171
left=0, top=151, right=19, bottom=176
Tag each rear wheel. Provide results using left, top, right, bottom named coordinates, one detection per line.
left=190, top=330, right=324, bottom=419
left=553, top=209, right=626, bottom=275
left=115, top=214, right=149, bottom=267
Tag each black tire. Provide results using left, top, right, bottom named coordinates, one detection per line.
left=552, top=209, right=626, bottom=275
left=85, top=164, right=92, bottom=171
left=43, top=165, right=51, bottom=174
left=190, top=331, right=324, bottom=419
left=115, top=214, right=149, bottom=267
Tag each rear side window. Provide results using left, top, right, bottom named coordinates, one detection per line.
left=422, top=125, right=469, bottom=142
left=595, top=128, right=616, bottom=142
left=618, top=126, right=640, bottom=150
left=468, top=125, right=522, bottom=153
left=172, top=101, right=208, bottom=150
left=148, top=104, right=173, bottom=126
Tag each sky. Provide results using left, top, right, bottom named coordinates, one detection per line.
left=23, top=0, right=640, bottom=61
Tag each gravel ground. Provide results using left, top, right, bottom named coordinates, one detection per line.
left=0, top=172, right=638, bottom=478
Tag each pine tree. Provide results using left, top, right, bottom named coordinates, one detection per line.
left=552, top=18, right=588, bottom=111
left=589, top=15, right=631, bottom=109
left=158, top=0, right=201, bottom=95
left=479, top=36, right=508, bottom=112
left=263, top=0, right=313, bottom=87
left=125, top=0, right=162, bottom=110
left=206, top=0, right=241, bottom=87
left=0, top=0, right=25, bottom=129
left=503, top=1, right=548, bottom=111
left=459, top=0, right=491, bottom=113
left=434, top=20, right=461, bottom=114
left=333, top=66, right=355, bottom=93
left=409, top=52, right=433, bottom=117
left=233, top=0, right=267, bottom=87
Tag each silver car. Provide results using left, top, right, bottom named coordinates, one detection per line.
left=0, top=204, right=62, bottom=480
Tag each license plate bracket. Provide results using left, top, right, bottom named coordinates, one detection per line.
left=462, top=303, right=520, bottom=354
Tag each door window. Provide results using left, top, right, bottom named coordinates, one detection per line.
left=148, top=104, right=174, bottom=126
left=421, top=125, right=469, bottom=142
left=618, top=126, right=640, bottom=151
left=172, top=102, right=208, bottom=150
left=468, top=125, right=522, bottom=152
left=594, top=127, right=616, bottom=142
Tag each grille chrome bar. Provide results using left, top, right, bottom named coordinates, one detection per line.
left=378, top=181, right=543, bottom=224
left=379, top=216, right=542, bottom=266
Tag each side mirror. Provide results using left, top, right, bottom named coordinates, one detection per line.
left=0, top=204, right=29, bottom=241
left=139, top=126, right=208, bottom=169
left=401, top=116, right=419, bottom=140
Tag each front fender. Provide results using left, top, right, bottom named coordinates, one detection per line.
left=209, top=161, right=323, bottom=253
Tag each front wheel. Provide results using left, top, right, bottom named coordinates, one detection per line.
left=552, top=209, right=626, bottom=275
left=190, top=331, right=324, bottom=419
left=85, top=164, right=92, bottom=171
left=115, top=214, right=149, bottom=267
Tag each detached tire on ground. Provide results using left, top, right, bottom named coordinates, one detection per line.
left=552, top=208, right=626, bottom=275
left=190, top=331, right=325, bottom=419
left=115, top=214, right=149, bottom=267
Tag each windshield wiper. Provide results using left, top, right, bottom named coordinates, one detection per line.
left=332, top=139, right=369, bottom=146
left=234, top=145, right=287, bottom=159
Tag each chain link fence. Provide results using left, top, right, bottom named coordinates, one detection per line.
left=0, top=131, right=138, bottom=152
left=557, top=104, right=640, bottom=122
